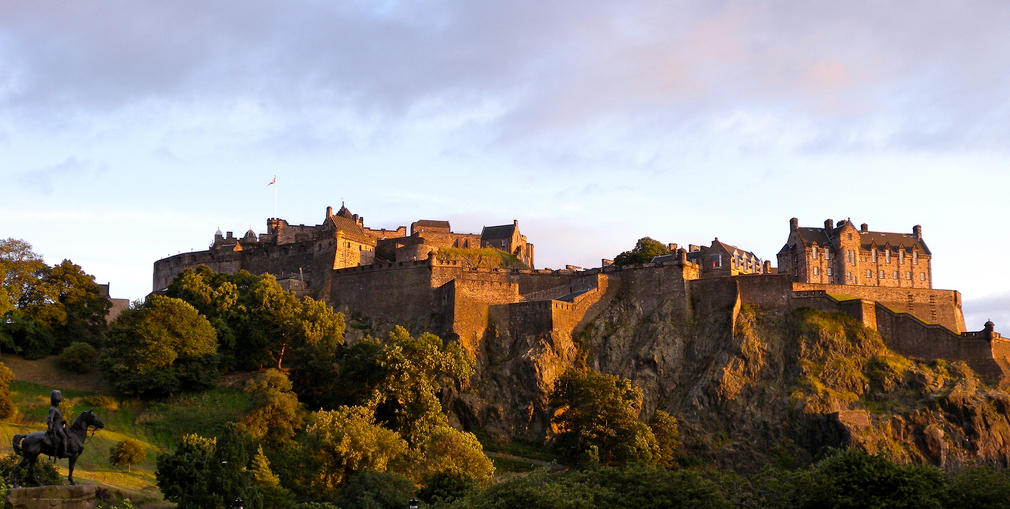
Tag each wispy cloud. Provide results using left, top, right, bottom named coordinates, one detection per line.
left=18, top=157, right=102, bottom=194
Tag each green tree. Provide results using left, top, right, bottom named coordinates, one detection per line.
left=156, top=434, right=220, bottom=509
left=416, top=425, right=494, bottom=485
left=166, top=266, right=344, bottom=371
left=648, top=410, right=680, bottom=468
left=0, top=238, right=46, bottom=312
left=806, top=448, right=945, bottom=509
left=100, top=295, right=219, bottom=397
left=109, top=439, right=146, bottom=472
left=240, top=369, right=303, bottom=445
left=334, top=470, right=416, bottom=509
left=613, top=237, right=670, bottom=266
left=548, top=368, right=657, bottom=466
left=289, top=336, right=386, bottom=412
left=59, top=341, right=98, bottom=374
left=375, top=326, right=474, bottom=444
left=251, top=445, right=292, bottom=509
left=300, top=406, right=409, bottom=499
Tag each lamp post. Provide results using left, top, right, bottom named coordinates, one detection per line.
left=409, top=497, right=419, bottom=509
left=233, top=497, right=244, bottom=509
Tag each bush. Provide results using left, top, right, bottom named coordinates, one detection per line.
left=335, top=470, right=415, bottom=509
left=0, top=453, right=63, bottom=486
left=59, top=341, right=98, bottom=373
left=0, top=362, right=15, bottom=419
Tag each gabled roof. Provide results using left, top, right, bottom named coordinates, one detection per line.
left=481, top=224, right=516, bottom=240
left=328, top=213, right=373, bottom=244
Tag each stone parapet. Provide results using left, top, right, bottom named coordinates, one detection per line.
left=7, top=485, right=97, bottom=509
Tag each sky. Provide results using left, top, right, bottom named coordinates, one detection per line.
left=1, top=1, right=1009, bottom=329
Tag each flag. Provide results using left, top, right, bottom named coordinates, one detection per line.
left=267, top=176, right=276, bottom=187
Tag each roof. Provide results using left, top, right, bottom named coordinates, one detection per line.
left=328, top=213, right=373, bottom=244
left=481, top=224, right=516, bottom=240
left=413, top=220, right=450, bottom=229
left=788, top=221, right=931, bottom=255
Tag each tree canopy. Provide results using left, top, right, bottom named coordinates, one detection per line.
left=0, top=239, right=110, bottom=358
left=613, top=237, right=670, bottom=266
left=100, top=295, right=219, bottom=397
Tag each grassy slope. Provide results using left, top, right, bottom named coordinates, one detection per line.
left=0, top=354, right=248, bottom=506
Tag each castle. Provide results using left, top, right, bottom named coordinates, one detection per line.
left=153, top=211, right=1009, bottom=381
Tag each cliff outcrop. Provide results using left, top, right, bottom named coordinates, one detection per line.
left=455, top=285, right=1010, bottom=472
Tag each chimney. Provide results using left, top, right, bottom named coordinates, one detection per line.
left=326, top=206, right=332, bottom=217
left=514, top=219, right=518, bottom=227
left=824, top=219, right=834, bottom=231
left=678, top=248, right=688, bottom=263
left=913, top=225, right=922, bottom=240
left=763, top=260, right=772, bottom=273
left=668, top=243, right=678, bottom=252
left=689, top=244, right=700, bottom=252
left=790, top=217, right=799, bottom=231
left=860, top=223, right=868, bottom=233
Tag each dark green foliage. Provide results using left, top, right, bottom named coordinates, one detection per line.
left=613, top=237, right=670, bottom=266
left=100, top=295, right=219, bottom=398
left=0, top=239, right=110, bottom=358
left=290, top=338, right=385, bottom=412
left=335, top=470, right=416, bottom=509
left=417, top=471, right=480, bottom=505
left=0, top=453, right=62, bottom=487
left=943, top=465, right=1010, bottom=509
left=549, top=368, right=657, bottom=466
left=156, top=425, right=264, bottom=509
left=109, top=438, right=146, bottom=471
left=803, top=448, right=944, bottom=509
left=59, top=341, right=98, bottom=373
left=166, top=266, right=344, bottom=371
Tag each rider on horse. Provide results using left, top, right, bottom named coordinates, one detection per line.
left=47, top=390, right=70, bottom=458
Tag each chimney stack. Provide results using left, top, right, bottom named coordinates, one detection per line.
left=913, top=225, right=922, bottom=240
left=860, top=223, right=868, bottom=233
left=824, top=219, right=834, bottom=231
left=790, top=217, right=799, bottom=231
left=326, top=206, right=332, bottom=217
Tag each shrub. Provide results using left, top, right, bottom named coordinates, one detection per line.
left=0, top=453, right=63, bottom=486
left=59, top=341, right=98, bottom=373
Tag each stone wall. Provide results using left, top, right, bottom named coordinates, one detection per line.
left=792, top=282, right=965, bottom=333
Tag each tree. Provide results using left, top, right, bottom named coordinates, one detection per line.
left=0, top=238, right=45, bottom=312
left=110, top=439, right=146, bottom=472
left=240, top=369, right=302, bottom=445
left=289, top=336, right=385, bottom=412
left=549, top=368, right=658, bottom=466
left=613, top=237, right=670, bottom=266
left=251, top=445, right=292, bottom=509
left=334, top=470, right=416, bottom=509
left=100, top=295, right=219, bottom=397
left=300, top=406, right=408, bottom=499
left=166, top=267, right=344, bottom=371
left=0, top=362, right=15, bottom=419
left=416, top=425, right=494, bottom=485
left=156, top=434, right=221, bottom=509
left=648, top=410, right=680, bottom=468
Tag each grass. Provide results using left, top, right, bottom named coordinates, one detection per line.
left=0, top=354, right=252, bottom=507
left=435, top=247, right=527, bottom=269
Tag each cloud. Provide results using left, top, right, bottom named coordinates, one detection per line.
left=2, top=1, right=1010, bottom=161
left=964, top=292, right=1010, bottom=334
left=18, top=157, right=102, bottom=194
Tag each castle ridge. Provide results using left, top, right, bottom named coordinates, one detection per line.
left=153, top=210, right=1010, bottom=382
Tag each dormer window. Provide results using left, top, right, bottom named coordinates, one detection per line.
left=811, top=246, right=818, bottom=260
left=913, top=252, right=918, bottom=265
left=872, top=249, right=877, bottom=262
left=885, top=250, right=891, bottom=263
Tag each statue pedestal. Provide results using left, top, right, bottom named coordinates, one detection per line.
left=6, top=485, right=96, bottom=509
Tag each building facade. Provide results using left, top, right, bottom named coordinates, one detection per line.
left=777, top=218, right=932, bottom=288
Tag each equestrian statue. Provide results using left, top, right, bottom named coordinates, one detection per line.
left=9, top=390, right=105, bottom=487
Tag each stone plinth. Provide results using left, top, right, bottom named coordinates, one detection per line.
left=6, top=485, right=96, bottom=509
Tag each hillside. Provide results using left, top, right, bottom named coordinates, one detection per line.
left=453, top=288, right=1010, bottom=472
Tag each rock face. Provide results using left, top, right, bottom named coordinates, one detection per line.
left=7, top=485, right=97, bottom=509
left=456, top=285, right=1010, bottom=471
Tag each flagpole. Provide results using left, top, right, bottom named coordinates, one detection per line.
left=273, top=176, right=277, bottom=219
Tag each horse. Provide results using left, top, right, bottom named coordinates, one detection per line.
left=9, top=409, right=105, bottom=487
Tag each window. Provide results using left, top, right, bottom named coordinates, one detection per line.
left=920, top=273, right=926, bottom=281
left=824, top=249, right=829, bottom=260
left=913, top=252, right=918, bottom=265
left=899, top=250, right=904, bottom=264
left=827, top=268, right=833, bottom=276
left=501, top=240, right=506, bottom=248
left=872, top=249, right=877, bottom=262
left=906, top=272, right=912, bottom=280
left=866, top=269, right=872, bottom=278
left=712, top=254, right=722, bottom=268
left=893, top=271, right=899, bottom=279
left=811, top=247, right=818, bottom=260
left=813, top=267, right=819, bottom=275
left=885, top=250, right=891, bottom=263
left=879, top=270, right=885, bottom=279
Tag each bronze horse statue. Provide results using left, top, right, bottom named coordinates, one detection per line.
left=10, top=409, right=104, bottom=487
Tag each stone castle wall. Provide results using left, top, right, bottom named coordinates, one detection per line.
left=792, top=282, right=964, bottom=333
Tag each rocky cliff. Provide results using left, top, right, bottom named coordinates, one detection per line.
left=455, top=287, right=1010, bottom=471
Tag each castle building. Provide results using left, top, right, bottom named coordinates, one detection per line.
left=481, top=220, right=535, bottom=268
left=685, top=238, right=764, bottom=277
left=777, top=218, right=932, bottom=288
